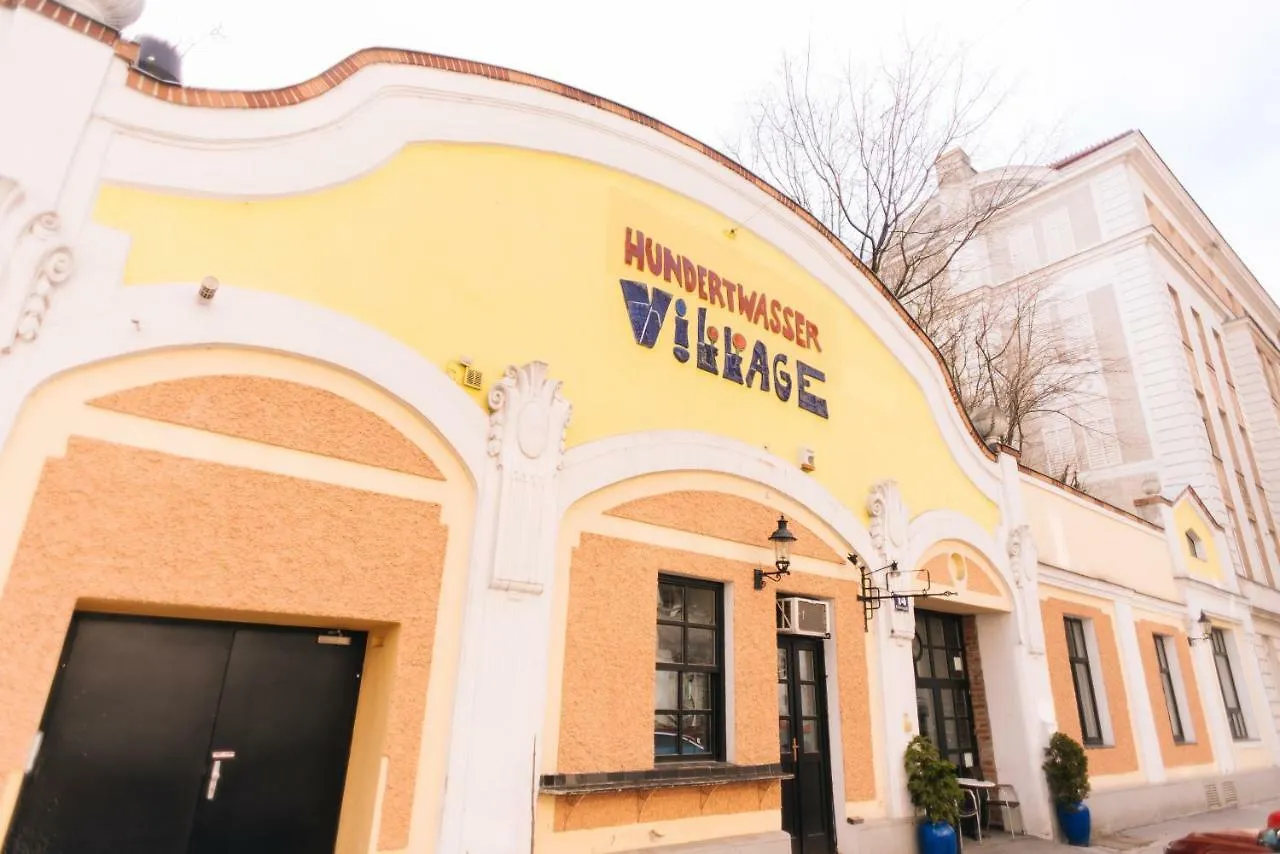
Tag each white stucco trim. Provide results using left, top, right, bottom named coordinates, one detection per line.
left=558, top=430, right=876, bottom=561
left=903, top=509, right=1009, bottom=590
left=0, top=280, right=488, bottom=479
left=80, top=62, right=1002, bottom=503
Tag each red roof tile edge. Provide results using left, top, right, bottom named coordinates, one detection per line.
left=1048, top=130, right=1136, bottom=170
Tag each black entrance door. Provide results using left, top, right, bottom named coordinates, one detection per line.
left=4, top=613, right=366, bottom=854
left=777, top=635, right=835, bottom=854
left=913, top=611, right=980, bottom=779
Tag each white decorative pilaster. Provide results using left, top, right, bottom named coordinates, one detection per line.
left=436, top=361, right=571, bottom=854
left=866, top=479, right=917, bottom=818
left=0, top=180, right=74, bottom=355
left=867, top=479, right=913, bottom=639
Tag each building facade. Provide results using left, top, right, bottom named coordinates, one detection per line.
left=948, top=132, right=1280, bottom=751
left=0, top=2, right=1277, bottom=853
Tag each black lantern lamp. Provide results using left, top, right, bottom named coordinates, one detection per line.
left=1188, top=610, right=1214, bottom=645
left=754, top=515, right=797, bottom=590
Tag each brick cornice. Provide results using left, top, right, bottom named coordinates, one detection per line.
left=2, top=0, right=119, bottom=44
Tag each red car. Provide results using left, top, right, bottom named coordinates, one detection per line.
left=1165, top=811, right=1280, bottom=853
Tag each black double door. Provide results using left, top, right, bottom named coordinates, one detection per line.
left=913, top=611, right=981, bottom=779
left=4, top=613, right=366, bottom=854
left=777, top=635, right=835, bottom=854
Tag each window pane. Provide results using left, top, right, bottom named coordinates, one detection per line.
left=956, top=718, right=972, bottom=748
left=687, top=628, right=716, bottom=665
left=657, top=584, right=683, bottom=620
left=797, top=649, right=815, bottom=681
left=1074, top=663, right=1101, bottom=742
left=683, top=673, right=710, bottom=711
left=800, top=685, right=817, bottom=716
left=777, top=683, right=790, bottom=716
left=779, top=718, right=792, bottom=753
left=801, top=718, right=819, bottom=752
left=941, top=689, right=955, bottom=718
left=657, top=625, right=683, bottom=664
left=777, top=648, right=788, bottom=680
left=944, top=718, right=958, bottom=749
left=686, top=587, right=716, bottom=625
left=931, top=647, right=948, bottom=680
left=928, top=616, right=944, bottom=647
left=913, top=633, right=930, bottom=678
left=1215, top=656, right=1241, bottom=708
left=654, top=670, right=678, bottom=710
left=680, top=715, right=711, bottom=755
left=654, top=713, right=679, bottom=755
left=916, top=688, right=937, bottom=746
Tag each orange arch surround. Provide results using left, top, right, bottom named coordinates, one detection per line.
left=88, top=374, right=444, bottom=479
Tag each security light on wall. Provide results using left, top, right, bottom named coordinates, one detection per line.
left=1187, top=610, right=1214, bottom=645
left=753, top=516, right=797, bottom=590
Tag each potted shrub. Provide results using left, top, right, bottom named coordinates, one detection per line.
left=904, top=735, right=963, bottom=854
left=1042, top=731, right=1091, bottom=846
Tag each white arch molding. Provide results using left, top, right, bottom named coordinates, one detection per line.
left=559, top=429, right=879, bottom=563
left=903, top=509, right=1014, bottom=595
left=0, top=281, right=489, bottom=482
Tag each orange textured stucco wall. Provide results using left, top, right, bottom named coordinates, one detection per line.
left=1039, top=597, right=1139, bottom=776
left=607, top=491, right=844, bottom=563
left=1135, top=621, right=1214, bottom=768
left=0, top=438, right=447, bottom=849
left=557, top=524, right=872, bottom=828
left=553, top=781, right=781, bottom=831
left=89, top=375, right=444, bottom=479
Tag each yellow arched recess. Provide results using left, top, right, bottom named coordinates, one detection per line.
left=93, top=143, right=998, bottom=532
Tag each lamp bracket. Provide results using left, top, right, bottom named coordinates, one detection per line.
left=848, top=553, right=956, bottom=632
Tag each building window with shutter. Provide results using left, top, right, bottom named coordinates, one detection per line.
left=1064, top=617, right=1104, bottom=746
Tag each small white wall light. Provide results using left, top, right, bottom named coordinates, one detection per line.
left=198, top=276, right=219, bottom=301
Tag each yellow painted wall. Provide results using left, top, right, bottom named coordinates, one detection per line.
left=1023, top=480, right=1180, bottom=600
left=93, top=144, right=997, bottom=530
left=1173, top=499, right=1224, bottom=582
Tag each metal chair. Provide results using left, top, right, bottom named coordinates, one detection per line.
left=987, top=783, right=1023, bottom=837
left=957, top=788, right=982, bottom=844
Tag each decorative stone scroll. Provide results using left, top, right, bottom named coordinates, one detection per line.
left=484, top=361, right=572, bottom=593
left=867, top=479, right=908, bottom=564
left=1006, top=524, right=1045, bottom=653
left=0, top=179, right=74, bottom=355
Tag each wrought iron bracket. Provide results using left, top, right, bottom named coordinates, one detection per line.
left=849, top=553, right=956, bottom=632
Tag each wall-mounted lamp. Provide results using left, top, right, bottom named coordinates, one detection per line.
left=1187, top=610, right=1214, bottom=645
left=753, top=516, right=797, bottom=590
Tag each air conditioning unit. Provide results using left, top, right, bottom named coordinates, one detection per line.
left=777, top=597, right=831, bottom=638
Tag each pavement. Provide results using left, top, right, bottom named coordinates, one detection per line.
left=962, top=804, right=1275, bottom=853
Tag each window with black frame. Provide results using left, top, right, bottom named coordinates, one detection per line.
left=655, top=575, right=724, bottom=761
left=1064, top=617, right=1104, bottom=746
left=1210, top=628, right=1249, bottom=741
left=1153, top=634, right=1186, bottom=743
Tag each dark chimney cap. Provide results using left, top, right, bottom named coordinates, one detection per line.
left=133, top=35, right=182, bottom=85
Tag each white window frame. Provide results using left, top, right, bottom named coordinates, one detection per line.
left=1155, top=633, right=1197, bottom=743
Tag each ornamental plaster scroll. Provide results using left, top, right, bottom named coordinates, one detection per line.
left=484, top=361, right=572, bottom=593
left=867, top=479, right=909, bottom=563
left=1007, top=524, right=1045, bottom=653
left=0, top=178, right=75, bottom=356
left=867, top=479, right=914, bottom=638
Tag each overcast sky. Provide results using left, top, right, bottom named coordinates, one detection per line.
left=126, top=0, right=1280, bottom=296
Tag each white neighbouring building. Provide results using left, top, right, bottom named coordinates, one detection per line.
left=942, top=131, right=1280, bottom=751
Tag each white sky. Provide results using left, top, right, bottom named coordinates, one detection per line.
left=127, top=0, right=1280, bottom=296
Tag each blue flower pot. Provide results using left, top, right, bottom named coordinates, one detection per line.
left=1056, top=801, right=1091, bottom=846
left=917, top=818, right=957, bottom=854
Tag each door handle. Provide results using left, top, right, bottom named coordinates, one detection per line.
left=206, top=750, right=236, bottom=800
left=791, top=738, right=799, bottom=762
